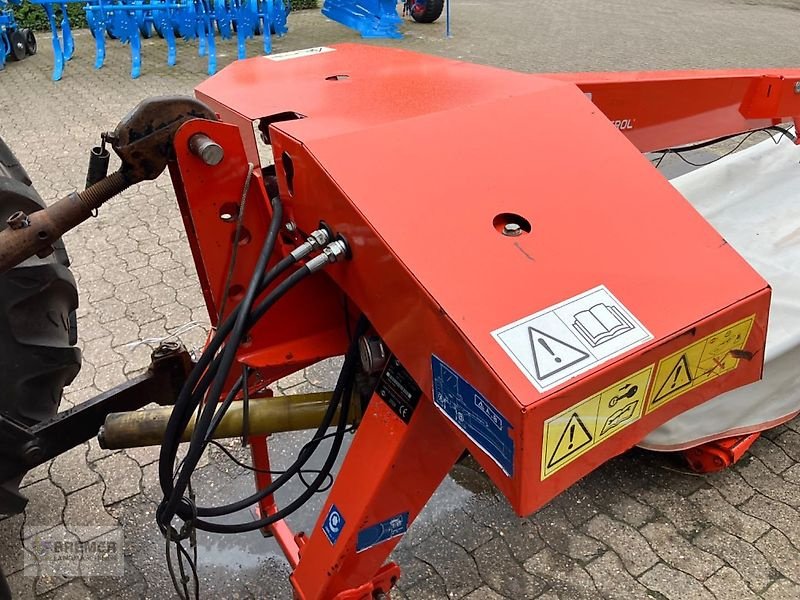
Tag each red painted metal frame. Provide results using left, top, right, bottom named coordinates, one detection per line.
left=164, top=45, right=800, bottom=599
left=682, top=432, right=762, bottom=473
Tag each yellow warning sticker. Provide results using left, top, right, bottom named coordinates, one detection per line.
left=647, top=315, right=755, bottom=414
left=541, top=365, right=654, bottom=479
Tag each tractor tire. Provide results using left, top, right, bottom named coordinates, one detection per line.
left=23, top=29, right=36, bottom=56
left=410, top=0, right=444, bottom=23
left=8, top=30, right=26, bottom=62
left=0, top=136, right=81, bottom=516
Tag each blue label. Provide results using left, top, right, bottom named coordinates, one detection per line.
left=322, top=504, right=345, bottom=545
left=431, top=355, right=514, bottom=476
left=356, top=512, right=409, bottom=553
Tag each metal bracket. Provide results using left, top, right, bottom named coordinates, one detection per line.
left=0, top=342, right=193, bottom=513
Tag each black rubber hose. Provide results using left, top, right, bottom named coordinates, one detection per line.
left=160, top=265, right=313, bottom=525
left=157, top=253, right=295, bottom=496
left=172, top=316, right=368, bottom=530
left=159, top=196, right=285, bottom=518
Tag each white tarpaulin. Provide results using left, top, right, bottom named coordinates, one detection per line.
left=639, top=133, right=800, bottom=451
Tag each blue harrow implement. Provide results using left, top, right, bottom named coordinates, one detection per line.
left=0, top=0, right=37, bottom=71
left=12, top=0, right=446, bottom=81
left=31, top=0, right=288, bottom=80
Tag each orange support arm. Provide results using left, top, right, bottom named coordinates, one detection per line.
left=546, top=69, right=800, bottom=152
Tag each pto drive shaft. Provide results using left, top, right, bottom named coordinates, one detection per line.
left=98, top=391, right=360, bottom=450
left=0, top=97, right=217, bottom=274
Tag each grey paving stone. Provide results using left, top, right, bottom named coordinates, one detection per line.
left=473, top=538, right=545, bottom=599
left=414, top=534, right=482, bottom=599
left=693, top=527, right=775, bottom=592
left=639, top=562, right=715, bottom=600
left=523, top=548, right=599, bottom=600
left=395, top=556, right=439, bottom=592
left=703, top=468, right=756, bottom=506
left=736, top=457, right=800, bottom=507
left=91, top=453, right=142, bottom=506
left=585, top=550, right=652, bottom=600
left=0, top=515, right=25, bottom=575
left=754, top=529, right=800, bottom=584
left=437, top=510, right=495, bottom=554
left=46, top=577, right=98, bottom=600
left=749, top=437, right=794, bottom=474
left=763, top=578, right=800, bottom=600
left=21, top=479, right=66, bottom=529
left=463, top=586, right=509, bottom=600
left=640, top=521, right=723, bottom=580
left=740, top=493, right=800, bottom=551
left=62, top=484, right=118, bottom=541
left=583, top=514, right=658, bottom=576
left=633, top=485, right=710, bottom=537
left=703, top=566, right=757, bottom=600
left=688, top=488, right=770, bottom=543
left=49, top=445, right=99, bottom=495
left=532, top=505, right=605, bottom=562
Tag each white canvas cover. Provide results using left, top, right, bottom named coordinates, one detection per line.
left=640, top=133, right=800, bottom=451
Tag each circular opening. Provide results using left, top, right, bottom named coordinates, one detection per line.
left=325, top=74, right=350, bottom=81
left=228, top=284, right=245, bottom=301
left=37, top=230, right=48, bottom=239
left=219, top=202, right=239, bottom=223
left=231, top=227, right=252, bottom=246
left=493, top=213, right=531, bottom=237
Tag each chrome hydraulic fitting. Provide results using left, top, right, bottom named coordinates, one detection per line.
left=290, top=228, right=331, bottom=261
left=306, top=239, right=349, bottom=273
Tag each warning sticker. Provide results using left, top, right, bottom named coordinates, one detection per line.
left=541, top=365, right=653, bottom=479
left=493, top=286, right=652, bottom=393
left=647, top=316, right=755, bottom=413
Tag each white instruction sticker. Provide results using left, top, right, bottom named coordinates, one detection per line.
left=492, top=286, right=652, bottom=393
left=266, top=47, right=335, bottom=61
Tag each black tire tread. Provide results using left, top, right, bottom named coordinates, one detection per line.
left=0, top=136, right=81, bottom=516
left=411, top=0, right=444, bottom=23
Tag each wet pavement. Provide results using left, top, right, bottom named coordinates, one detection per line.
left=2, top=0, right=800, bottom=598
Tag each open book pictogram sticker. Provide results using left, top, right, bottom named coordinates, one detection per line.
left=572, top=303, right=634, bottom=347
left=529, top=327, right=590, bottom=381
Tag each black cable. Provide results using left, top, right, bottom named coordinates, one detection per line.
left=159, top=198, right=290, bottom=520
left=159, top=253, right=296, bottom=496
left=208, top=427, right=354, bottom=492
left=160, top=264, right=313, bottom=525
left=188, top=315, right=360, bottom=520
left=651, top=125, right=795, bottom=168
left=168, top=316, right=368, bottom=533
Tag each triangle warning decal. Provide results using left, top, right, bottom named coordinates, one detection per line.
left=529, top=327, right=591, bottom=381
left=546, top=412, right=593, bottom=469
left=653, top=354, right=692, bottom=404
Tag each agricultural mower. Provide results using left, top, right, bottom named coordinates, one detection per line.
left=1, top=44, right=800, bottom=598
left=0, top=0, right=36, bottom=71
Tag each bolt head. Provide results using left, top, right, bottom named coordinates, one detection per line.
left=502, top=222, right=522, bottom=236
left=200, top=144, right=224, bottom=166
left=795, top=81, right=800, bottom=94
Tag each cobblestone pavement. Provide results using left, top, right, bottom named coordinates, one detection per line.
left=2, top=1, right=800, bottom=598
